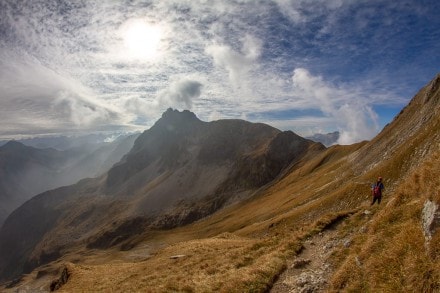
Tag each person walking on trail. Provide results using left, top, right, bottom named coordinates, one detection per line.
left=371, top=176, right=385, bottom=205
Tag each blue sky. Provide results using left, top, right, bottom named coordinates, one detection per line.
left=0, top=0, right=439, bottom=144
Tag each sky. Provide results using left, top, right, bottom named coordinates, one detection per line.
left=0, top=0, right=439, bottom=144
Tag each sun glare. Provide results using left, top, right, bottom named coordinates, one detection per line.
left=122, top=19, right=163, bottom=61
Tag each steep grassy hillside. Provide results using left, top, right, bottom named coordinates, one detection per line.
left=329, top=149, right=440, bottom=292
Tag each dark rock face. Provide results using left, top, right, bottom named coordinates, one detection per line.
left=222, top=132, right=305, bottom=190
left=49, top=267, right=70, bottom=291
left=106, top=110, right=202, bottom=190
left=0, top=109, right=324, bottom=282
left=86, top=217, right=149, bottom=249
left=107, top=111, right=316, bottom=196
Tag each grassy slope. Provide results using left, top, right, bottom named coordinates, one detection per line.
left=326, top=75, right=440, bottom=292
left=330, top=150, right=440, bottom=292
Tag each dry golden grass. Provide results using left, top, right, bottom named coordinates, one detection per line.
left=329, top=150, right=440, bottom=292
left=59, top=209, right=357, bottom=293
left=61, top=235, right=286, bottom=292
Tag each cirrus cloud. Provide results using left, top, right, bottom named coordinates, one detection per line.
left=0, top=0, right=438, bottom=142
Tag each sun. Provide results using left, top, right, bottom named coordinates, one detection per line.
left=121, top=19, right=163, bottom=61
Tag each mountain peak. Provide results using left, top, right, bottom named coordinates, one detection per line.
left=146, top=108, right=202, bottom=135
left=1, top=140, right=27, bottom=151
left=161, top=108, right=199, bottom=123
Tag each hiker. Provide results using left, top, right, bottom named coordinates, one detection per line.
left=371, top=176, right=385, bottom=205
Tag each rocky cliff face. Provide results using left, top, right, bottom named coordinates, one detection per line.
left=0, top=109, right=324, bottom=282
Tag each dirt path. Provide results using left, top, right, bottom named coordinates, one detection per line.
left=270, top=226, right=347, bottom=293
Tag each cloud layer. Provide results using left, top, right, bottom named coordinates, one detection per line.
left=1, top=0, right=439, bottom=143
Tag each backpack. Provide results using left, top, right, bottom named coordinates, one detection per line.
left=373, top=184, right=381, bottom=197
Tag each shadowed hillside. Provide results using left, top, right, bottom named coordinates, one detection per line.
left=0, top=108, right=324, bottom=284
left=0, top=134, right=138, bottom=227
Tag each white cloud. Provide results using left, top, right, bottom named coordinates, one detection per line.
left=52, top=90, right=120, bottom=127
left=272, top=0, right=355, bottom=24
left=204, top=34, right=264, bottom=104
left=0, top=50, right=132, bottom=137
left=158, top=79, right=203, bottom=109
left=241, top=34, right=263, bottom=60
left=123, top=96, right=157, bottom=118
left=266, top=116, right=337, bottom=135
left=205, top=43, right=253, bottom=87
left=291, top=68, right=379, bottom=144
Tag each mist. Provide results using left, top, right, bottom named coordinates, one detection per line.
left=0, top=133, right=139, bottom=227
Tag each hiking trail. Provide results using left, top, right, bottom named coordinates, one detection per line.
left=270, top=219, right=354, bottom=292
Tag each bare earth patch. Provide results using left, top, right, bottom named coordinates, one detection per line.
left=271, top=222, right=350, bottom=292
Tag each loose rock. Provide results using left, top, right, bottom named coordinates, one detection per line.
left=343, top=239, right=352, bottom=248
left=170, top=254, right=186, bottom=259
left=49, top=267, right=70, bottom=292
left=422, top=200, right=440, bottom=241
left=292, top=258, right=311, bottom=269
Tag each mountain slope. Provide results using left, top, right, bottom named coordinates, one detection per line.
left=13, top=74, right=437, bottom=292
left=0, top=141, right=71, bottom=226
left=0, top=109, right=324, bottom=283
left=0, top=134, right=138, bottom=227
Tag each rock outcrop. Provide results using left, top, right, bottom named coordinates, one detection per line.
left=422, top=200, right=440, bottom=242
left=49, top=266, right=70, bottom=291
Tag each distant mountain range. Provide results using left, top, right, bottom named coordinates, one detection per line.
left=0, top=133, right=137, bottom=150
left=1, top=130, right=340, bottom=149
left=0, top=134, right=139, bottom=227
left=306, top=131, right=340, bottom=146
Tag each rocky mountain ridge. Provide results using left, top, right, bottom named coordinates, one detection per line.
left=0, top=109, right=324, bottom=282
